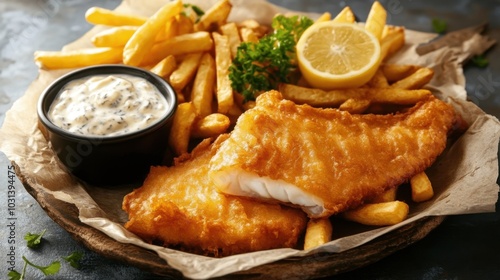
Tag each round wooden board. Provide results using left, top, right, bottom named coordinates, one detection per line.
left=15, top=162, right=445, bottom=279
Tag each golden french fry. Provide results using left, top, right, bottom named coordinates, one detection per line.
left=155, top=17, right=178, bottom=42
left=175, top=14, right=195, bottom=36
left=191, top=53, right=216, bottom=117
left=390, top=67, right=434, bottom=90
left=380, top=26, right=405, bottom=61
left=170, top=52, right=203, bottom=90
left=364, top=1, right=387, bottom=41
left=342, top=201, right=409, bottom=226
left=194, top=0, right=232, bottom=31
left=141, top=31, right=213, bottom=66
left=239, top=27, right=259, bottom=43
left=91, top=26, right=138, bottom=48
left=237, top=19, right=269, bottom=38
left=367, top=69, right=389, bottom=88
left=213, top=32, right=234, bottom=114
left=34, top=47, right=122, bottom=70
left=332, top=7, right=356, bottom=24
left=150, top=55, right=177, bottom=78
left=123, top=0, right=183, bottom=66
left=220, top=22, right=242, bottom=59
left=191, top=113, right=231, bottom=139
left=410, top=172, right=434, bottom=202
left=315, top=12, right=332, bottom=23
left=370, top=187, right=398, bottom=203
left=339, top=98, right=371, bottom=114
left=279, top=83, right=431, bottom=107
left=303, top=218, right=333, bottom=250
left=381, top=64, right=420, bottom=82
left=85, top=7, right=147, bottom=26
left=168, top=102, right=197, bottom=156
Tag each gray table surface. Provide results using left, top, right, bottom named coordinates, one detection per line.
left=1, top=0, right=499, bottom=279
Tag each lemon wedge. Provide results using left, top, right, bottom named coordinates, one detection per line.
left=296, top=22, right=381, bottom=89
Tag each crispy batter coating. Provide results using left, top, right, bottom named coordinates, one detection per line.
left=122, top=137, right=307, bottom=257
left=209, top=91, right=459, bottom=218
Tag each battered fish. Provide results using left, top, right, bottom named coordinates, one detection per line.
left=209, top=91, right=459, bottom=218
left=122, top=137, right=307, bottom=257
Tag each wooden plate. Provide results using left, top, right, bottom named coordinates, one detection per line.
left=15, top=162, right=445, bottom=279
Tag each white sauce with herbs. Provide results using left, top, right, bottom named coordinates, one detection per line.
left=48, top=74, right=169, bottom=137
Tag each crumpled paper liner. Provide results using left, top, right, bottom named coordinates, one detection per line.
left=1, top=0, right=499, bottom=279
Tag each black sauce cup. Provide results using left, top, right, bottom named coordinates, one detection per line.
left=37, top=65, right=177, bottom=187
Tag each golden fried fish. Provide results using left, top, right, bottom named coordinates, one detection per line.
left=122, top=136, right=307, bottom=257
left=209, top=91, right=459, bottom=218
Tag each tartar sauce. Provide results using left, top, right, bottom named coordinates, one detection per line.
left=48, top=74, right=169, bottom=137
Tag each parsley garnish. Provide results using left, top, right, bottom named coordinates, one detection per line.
left=471, top=54, right=489, bottom=68
left=182, top=3, right=205, bottom=23
left=24, top=229, right=46, bottom=248
left=431, top=18, right=447, bottom=34
left=229, top=15, right=314, bottom=102
left=8, top=257, right=61, bottom=280
left=63, top=251, right=84, bottom=269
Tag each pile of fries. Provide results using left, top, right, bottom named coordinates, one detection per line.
left=34, top=0, right=439, bottom=251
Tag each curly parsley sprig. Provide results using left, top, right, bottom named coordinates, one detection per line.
left=229, top=15, right=314, bottom=102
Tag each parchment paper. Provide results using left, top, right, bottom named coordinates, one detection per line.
left=1, top=0, right=499, bottom=279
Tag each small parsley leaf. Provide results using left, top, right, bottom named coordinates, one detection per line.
left=22, top=256, right=61, bottom=276
left=471, top=54, right=489, bottom=68
left=7, top=270, right=22, bottom=280
left=24, top=229, right=46, bottom=248
left=63, top=251, right=84, bottom=269
left=432, top=18, right=447, bottom=34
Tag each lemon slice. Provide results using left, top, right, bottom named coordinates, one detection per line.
left=296, top=22, right=381, bottom=89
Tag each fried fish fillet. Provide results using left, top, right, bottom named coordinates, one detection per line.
left=209, top=91, right=459, bottom=218
left=122, top=137, right=307, bottom=257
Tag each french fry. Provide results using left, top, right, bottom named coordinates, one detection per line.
left=342, top=201, right=409, bottom=226
left=303, top=218, right=333, bottom=250
left=367, top=68, right=389, bottom=88
left=332, top=7, right=356, bottom=24
left=155, top=17, right=178, bottom=42
left=339, top=98, right=371, bottom=114
left=175, top=14, right=195, bottom=36
left=239, top=27, right=259, bottom=43
left=85, top=7, right=147, bottom=26
left=191, top=113, right=231, bottom=139
left=168, top=102, right=197, bottom=156
left=34, top=48, right=122, bottom=70
left=370, top=187, right=398, bottom=203
left=220, top=22, right=242, bottom=59
left=380, top=26, right=405, bottom=61
left=191, top=53, right=216, bottom=117
left=315, top=12, right=332, bottom=23
left=213, top=32, right=234, bottom=114
left=410, top=172, right=434, bottom=202
left=279, top=83, right=431, bottom=107
left=390, top=67, right=434, bottom=90
left=237, top=19, right=269, bottom=38
left=150, top=55, right=177, bottom=78
left=91, top=26, right=138, bottom=48
left=364, top=1, right=387, bottom=41
left=194, top=0, right=232, bottom=32
left=123, top=0, right=183, bottom=66
left=141, top=31, right=213, bottom=66
left=381, top=64, right=420, bottom=82
left=170, top=52, right=203, bottom=90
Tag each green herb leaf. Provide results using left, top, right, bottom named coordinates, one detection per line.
left=182, top=3, right=205, bottom=23
left=432, top=18, right=447, bottom=34
left=63, top=251, right=84, bottom=269
left=471, top=54, right=489, bottom=68
left=229, top=15, right=314, bottom=102
left=22, top=256, right=61, bottom=276
left=24, top=229, right=46, bottom=248
left=7, top=270, right=22, bottom=280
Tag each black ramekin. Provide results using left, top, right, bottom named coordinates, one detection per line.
left=37, top=64, right=177, bottom=187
